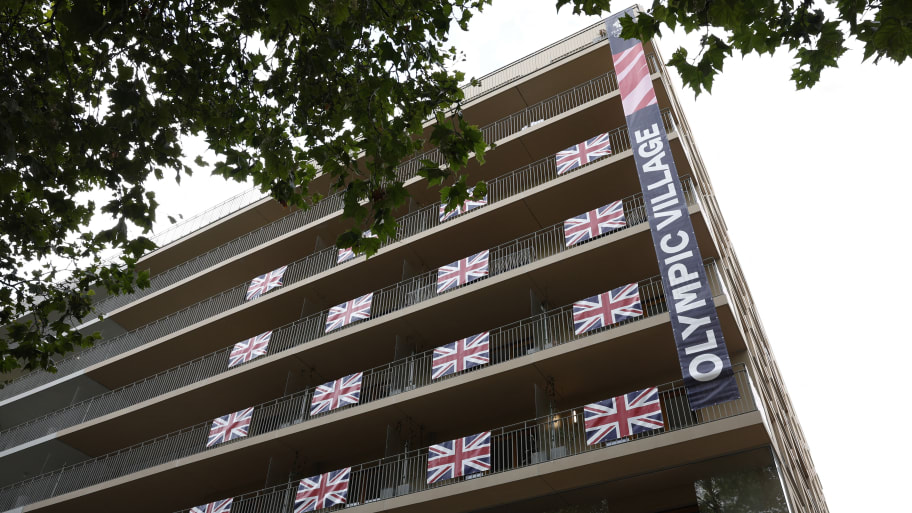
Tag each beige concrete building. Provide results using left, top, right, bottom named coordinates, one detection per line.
left=0, top=13, right=828, bottom=513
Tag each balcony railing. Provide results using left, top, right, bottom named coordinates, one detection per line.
left=148, top=187, right=269, bottom=251
left=0, top=94, right=673, bottom=405
left=131, top=19, right=614, bottom=264
left=0, top=259, right=727, bottom=510
left=0, top=161, right=687, bottom=449
left=395, top=54, right=658, bottom=183
left=461, top=18, right=612, bottom=103
left=175, top=368, right=755, bottom=513
left=88, top=53, right=659, bottom=319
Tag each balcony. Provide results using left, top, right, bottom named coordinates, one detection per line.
left=0, top=258, right=734, bottom=510
left=0, top=162, right=703, bottom=461
left=3, top=352, right=758, bottom=512
left=157, top=186, right=271, bottom=245
left=460, top=18, right=610, bottom=106
left=201, top=369, right=759, bottom=513
left=128, top=19, right=618, bottom=285
left=90, top=51, right=662, bottom=323
left=0, top=98, right=678, bottom=412
left=109, top=52, right=661, bottom=329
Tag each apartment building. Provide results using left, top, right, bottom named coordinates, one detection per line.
left=0, top=10, right=829, bottom=513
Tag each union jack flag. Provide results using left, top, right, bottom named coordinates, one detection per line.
left=337, top=247, right=356, bottom=265
left=294, top=468, right=350, bottom=512
left=436, top=250, right=489, bottom=293
left=427, top=431, right=491, bottom=484
left=310, top=373, right=363, bottom=415
left=206, top=407, right=254, bottom=447
left=555, top=133, right=612, bottom=175
left=572, top=283, right=643, bottom=335
left=246, top=265, right=288, bottom=301
left=584, top=387, right=664, bottom=445
left=227, top=331, right=272, bottom=368
left=325, top=293, right=373, bottom=333
left=432, top=332, right=490, bottom=380
left=190, top=498, right=233, bottom=513
left=439, top=187, right=488, bottom=223
left=337, top=230, right=376, bottom=264
left=563, top=201, right=626, bottom=247
left=613, top=42, right=658, bottom=115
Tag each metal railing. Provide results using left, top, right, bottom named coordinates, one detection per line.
left=197, top=368, right=754, bottom=513
left=137, top=18, right=612, bottom=260
left=88, top=190, right=344, bottom=317
left=89, top=52, right=658, bottom=319
left=0, top=156, right=686, bottom=450
left=460, top=18, right=611, bottom=103
left=0, top=68, right=669, bottom=404
left=0, top=258, right=726, bottom=510
left=394, top=55, right=658, bottom=183
left=149, top=187, right=269, bottom=250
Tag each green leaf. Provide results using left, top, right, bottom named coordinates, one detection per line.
left=0, top=0, right=899, bottom=377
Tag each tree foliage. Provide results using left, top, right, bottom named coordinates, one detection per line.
left=1, top=0, right=907, bottom=379
left=563, top=0, right=912, bottom=94
left=0, top=0, right=489, bottom=377
left=695, top=464, right=789, bottom=512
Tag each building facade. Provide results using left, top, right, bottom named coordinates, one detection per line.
left=0, top=12, right=828, bottom=513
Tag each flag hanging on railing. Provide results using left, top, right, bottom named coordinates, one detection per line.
left=337, top=230, right=378, bottom=264
left=439, top=186, right=488, bottom=222
left=606, top=8, right=739, bottom=410
left=227, top=331, right=272, bottom=368
left=310, top=373, right=363, bottom=415
left=325, top=293, right=374, bottom=333
left=246, top=265, right=288, bottom=301
left=563, top=201, right=626, bottom=246
left=190, top=498, right=233, bottom=513
left=206, top=407, right=254, bottom=447
left=432, top=332, right=490, bottom=380
left=427, top=431, right=491, bottom=484
left=584, top=387, right=664, bottom=445
left=572, top=283, right=643, bottom=335
left=437, top=251, right=490, bottom=293
left=294, top=467, right=351, bottom=512
left=555, top=132, right=612, bottom=175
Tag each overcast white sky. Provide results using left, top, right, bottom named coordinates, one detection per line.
left=149, top=2, right=910, bottom=510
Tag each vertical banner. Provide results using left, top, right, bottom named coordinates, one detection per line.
left=606, top=9, right=739, bottom=409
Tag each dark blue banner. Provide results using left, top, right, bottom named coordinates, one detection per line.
left=606, top=9, right=739, bottom=409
